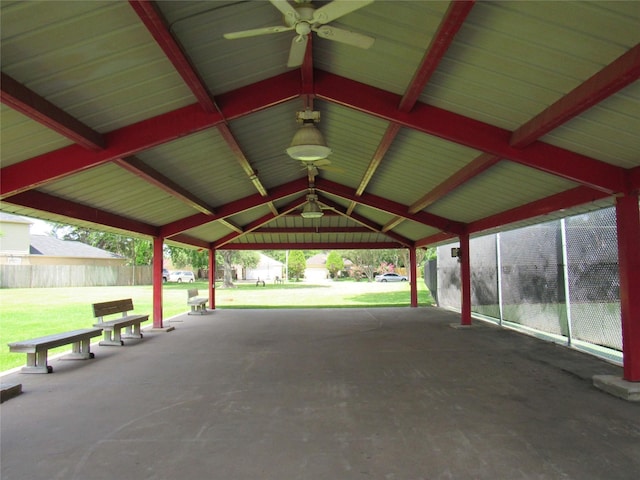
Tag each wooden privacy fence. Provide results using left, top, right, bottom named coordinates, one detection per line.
left=0, top=265, right=153, bottom=288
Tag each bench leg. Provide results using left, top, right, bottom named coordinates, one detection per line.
left=99, top=328, right=124, bottom=346
left=122, top=323, right=143, bottom=339
left=61, top=339, right=95, bottom=360
left=21, top=351, right=52, bottom=374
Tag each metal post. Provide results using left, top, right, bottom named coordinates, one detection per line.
left=560, top=218, right=573, bottom=347
left=496, top=233, right=504, bottom=326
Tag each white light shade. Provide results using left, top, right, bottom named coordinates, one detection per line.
left=286, top=123, right=332, bottom=161
left=301, top=200, right=324, bottom=218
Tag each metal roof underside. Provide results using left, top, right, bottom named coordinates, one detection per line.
left=1, top=0, right=639, bottom=251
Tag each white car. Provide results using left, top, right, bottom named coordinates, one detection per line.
left=168, top=270, right=195, bottom=283
left=375, top=273, right=408, bottom=282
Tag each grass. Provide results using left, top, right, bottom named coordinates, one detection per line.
left=0, top=279, right=433, bottom=372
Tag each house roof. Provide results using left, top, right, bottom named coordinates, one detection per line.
left=29, top=235, right=123, bottom=259
left=1, top=1, right=638, bottom=252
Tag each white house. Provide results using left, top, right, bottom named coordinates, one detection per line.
left=244, top=253, right=284, bottom=282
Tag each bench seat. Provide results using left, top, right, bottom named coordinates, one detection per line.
left=92, top=299, right=149, bottom=346
left=8, top=328, right=103, bottom=374
left=187, top=289, right=208, bottom=315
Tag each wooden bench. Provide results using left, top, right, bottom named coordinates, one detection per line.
left=8, top=328, right=103, bottom=374
left=187, top=289, right=208, bottom=315
left=92, top=299, right=148, bottom=346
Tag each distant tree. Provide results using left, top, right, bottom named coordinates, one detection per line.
left=287, top=250, right=306, bottom=281
left=52, top=224, right=152, bottom=265
left=343, top=249, right=383, bottom=282
left=398, top=248, right=427, bottom=281
left=217, top=250, right=259, bottom=287
left=325, top=250, right=344, bottom=279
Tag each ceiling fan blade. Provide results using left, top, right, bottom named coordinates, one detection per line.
left=224, top=25, right=293, bottom=40
left=312, top=0, right=374, bottom=24
left=314, top=25, right=374, bottom=49
left=287, top=34, right=308, bottom=67
left=270, top=0, right=300, bottom=23
left=313, top=159, right=332, bottom=167
left=318, top=164, right=345, bottom=173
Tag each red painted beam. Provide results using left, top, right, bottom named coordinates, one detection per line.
left=114, top=157, right=216, bottom=215
left=222, top=242, right=404, bottom=250
left=468, top=186, right=611, bottom=235
left=409, top=153, right=501, bottom=213
left=1, top=73, right=299, bottom=199
left=255, top=227, right=372, bottom=234
left=629, top=166, right=640, bottom=193
left=0, top=103, right=223, bottom=199
left=616, top=194, right=640, bottom=381
left=152, top=237, right=164, bottom=328
left=160, top=178, right=309, bottom=237
left=214, top=196, right=307, bottom=248
left=0, top=72, right=105, bottom=151
left=511, top=44, right=640, bottom=148
left=315, top=70, right=626, bottom=194
left=398, top=0, right=475, bottom=112
left=415, top=231, right=458, bottom=248
left=317, top=195, right=414, bottom=247
left=165, top=233, right=211, bottom=249
left=129, top=0, right=217, bottom=113
left=216, top=70, right=301, bottom=120
left=316, top=178, right=465, bottom=234
left=5, top=190, right=158, bottom=237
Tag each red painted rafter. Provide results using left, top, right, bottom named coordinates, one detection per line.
left=0, top=72, right=105, bottom=151
left=161, top=177, right=309, bottom=237
left=1, top=72, right=299, bottom=199
left=5, top=190, right=158, bottom=237
left=316, top=179, right=465, bottom=234
left=398, top=0, right=475, bottom=112
left=511, top=44, right=640, bottom=148
left=315, top=70, right=626, bottom=194
left=128, top=0, right=217, bottom=113
left=114, top=156, right=216, bottom=215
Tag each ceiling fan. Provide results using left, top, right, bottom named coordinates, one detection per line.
left=223, top=0, right=375, bottom=67
left=301, top=159, right=344, bottom=178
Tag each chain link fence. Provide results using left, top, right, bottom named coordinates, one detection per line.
left=432, top=206, right=621, bottom=355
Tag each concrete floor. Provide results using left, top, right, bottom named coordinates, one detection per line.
left=1, top=307, right=639, bottom=480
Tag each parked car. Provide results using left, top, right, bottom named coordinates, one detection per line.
left=162, top=269, right=169, bottom=283
left=168, top=270, right=195, bottom=283
left=375, top=273, right=408, bottom=282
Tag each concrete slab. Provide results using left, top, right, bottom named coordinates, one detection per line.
left=593, top=374, right=640, bottom=402
left=1, top=307, right=638, bottom=480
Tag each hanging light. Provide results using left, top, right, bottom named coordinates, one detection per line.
left=301, top=194, right=324, bottom=219
left=286, top=110, right=332, bottom=162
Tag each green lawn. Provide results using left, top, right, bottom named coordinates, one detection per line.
left=0, top=279, right=433, bottom=372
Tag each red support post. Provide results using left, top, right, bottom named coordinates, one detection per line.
left=209, top=247, right=216, bottom=310
left=616, top=194, right=640, bottom=381
left=410, top=247, right=418, bottom=307
left=460, top=234, right=472, bottom=325
left=153, top=237, right=164, bottom=328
